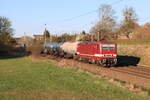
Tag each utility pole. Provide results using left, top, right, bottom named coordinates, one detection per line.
left=97, top=31, right=100, bottom=41
left=44, top=24, right=47, bottom=48
left=24, top=32, right=26, bottom=47
left=50, top=29, right=52, bottom=42
left=98, top=6, right=104, bottom=41
left=50, top=33, right=51, bottom=42
left=91, top=34, right=93, bottom=42
left=98, top=7, right=101, bottom=41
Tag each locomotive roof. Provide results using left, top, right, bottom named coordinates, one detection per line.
left=79, top=41, right=115, bottom=44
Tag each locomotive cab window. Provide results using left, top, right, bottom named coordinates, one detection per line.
left=102, top=44, right=116, bottom=49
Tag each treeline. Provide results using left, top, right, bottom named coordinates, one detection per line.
left=42, top=29, right=95, bottom=42
left=43, top=29, right=77, bottom=42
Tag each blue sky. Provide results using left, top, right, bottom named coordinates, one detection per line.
left=0, top=0, right=150, bottom=37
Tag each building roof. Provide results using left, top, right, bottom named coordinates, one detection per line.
left=33, top=34, right=43, bottom=36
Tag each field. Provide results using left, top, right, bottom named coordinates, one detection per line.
left=114, top=39, right=150, bottom=45
left=118, top=42, right=150, bottom=45
left=0, top=57, right=149, bottom=100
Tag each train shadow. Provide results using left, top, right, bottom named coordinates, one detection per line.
left=116, top=55, right=140, bottom=67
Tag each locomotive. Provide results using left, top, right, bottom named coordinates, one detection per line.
left=43, top=41, right=117, bottom=67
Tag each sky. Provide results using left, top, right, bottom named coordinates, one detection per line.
left=0, top=0, right=150, bottom=37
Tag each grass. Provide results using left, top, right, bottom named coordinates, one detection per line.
left=0, top=57, right=149, bottom=100
left=112, top=39, right=150, bottom=45
left=118, top=42, right=150, bottom=45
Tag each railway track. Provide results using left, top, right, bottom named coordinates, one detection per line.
left=110, top=67, right=150, bottom=80
left=79, top=59, right=150, bottom=80
left=45, top=54, right=150, bottom=80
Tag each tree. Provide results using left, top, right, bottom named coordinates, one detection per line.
left=144, top=23, right=150, bottom=28
left=81, top=30, right=86, bottom=35
left=119, top=7, right=138, bottom=38
left=91, top=4, right=116, bottom=41
left=43, top=28, right=50, bottom=42
left=77, top=30, right=87, bottom=41
left=0, top=16, right=14, bottom=46
left=43, top=28, right=50, bottom=38
left=133, top=23, right=150, bottom=40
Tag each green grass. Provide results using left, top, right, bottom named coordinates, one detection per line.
left=0, top=57, right=149, bottom=100
left=118, top=42, right=150, bottom=45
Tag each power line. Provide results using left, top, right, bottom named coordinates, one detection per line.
left=109, top=0, right=124, bottom=5
left=53, top=0, right=124, bottom=24
left=59, top=10, right=98, bottom=23
left=48, top=0, right=124, bottom=34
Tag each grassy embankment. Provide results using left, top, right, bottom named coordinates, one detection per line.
left=114, top=39, right=150, bottom=45
left=117, top=43, right=150, bottom=66
left=118, top=42, right=150, bottom=45
left=113, top=40, right=150, bottom=66
left=0, top=57, right=149, bottom=100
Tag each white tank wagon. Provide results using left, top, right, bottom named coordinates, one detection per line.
left=60, top=42, right=80, bottom=58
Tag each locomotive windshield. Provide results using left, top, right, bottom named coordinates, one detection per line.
left=102, top=44, right=116, bottom=49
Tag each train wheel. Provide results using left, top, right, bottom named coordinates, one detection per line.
left=95, top=60, right=101, bottom=66
left=78, top=57, right=82, bottom=61
left=73, top=56, right=78, bottom=60
left=88, top=59, right=92, bottom=64
left=89, top=59, right=95, bottom=64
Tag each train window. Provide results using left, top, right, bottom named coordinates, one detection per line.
left=102, top=44, right=115, bottom=49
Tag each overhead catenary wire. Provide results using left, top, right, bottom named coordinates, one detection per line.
left=55, top=0, right=124, bottom=24
left=58, top=9, right=98, bottom=23
left=47, top=0, right=125, bottom=35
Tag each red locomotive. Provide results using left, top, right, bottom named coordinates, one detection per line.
left=43, top=41, right=117, bottom=67
left=76, top=42, right=117, bottom=67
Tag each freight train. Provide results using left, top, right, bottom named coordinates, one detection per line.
left=42, top=41, right=117, bottom=67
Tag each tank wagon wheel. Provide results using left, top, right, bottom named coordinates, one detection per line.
left=58, top=52, right=63, bottom=57
left=40, top=50, right=44, bottom=54
left=73, top=55, right=78, bottom=60
left=78, top=57, right=82, bottom=61
left=63, top=52, right=67, bottom=58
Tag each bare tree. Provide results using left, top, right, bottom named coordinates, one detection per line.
left=119, top=7, right=138, bottom=38
left=43, top=28, right=50, bottom=43
left=133, top=23, right=150, bottom=40
left=91, top=4, right=116, bottom=41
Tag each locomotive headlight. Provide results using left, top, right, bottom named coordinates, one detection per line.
left=113, top=54, right=117, bottom=57
left=94, top=54, right=104, bottom=57
left=76, top=52, right=80, bottom=54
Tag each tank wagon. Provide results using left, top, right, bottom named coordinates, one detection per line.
left=44, top=42, right=63, bottom=56
left=43, top=41, right=117, bottom=67
left=44, top=42, right=79, bottom=58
